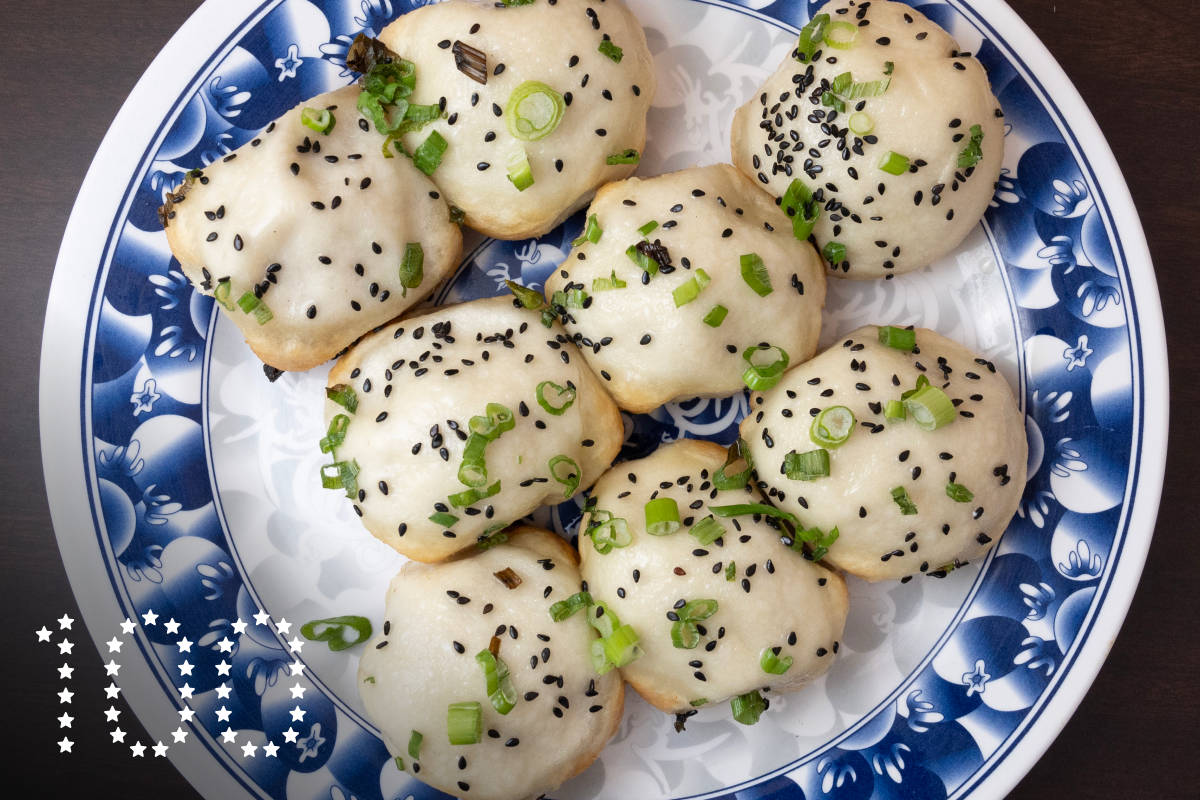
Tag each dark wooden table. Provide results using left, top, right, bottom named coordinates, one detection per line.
left=1, top=1, right=1195, bottom=797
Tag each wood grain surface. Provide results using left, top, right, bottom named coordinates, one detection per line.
left=0, top=1, right=1195, bottom=797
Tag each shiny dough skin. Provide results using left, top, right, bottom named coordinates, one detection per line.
left=544, top=164, right=826, bottom=413
left=730, top=0, right=1004, bottom=280
left=380, top=0, right=655, bottom=240
left=739, top=326, right=1027, bottom=581
left=325, top=297, right=623, bottom=563
left=359, top=526, right=623, bottom=800
left=578, top=440, right=848, bottom=713
left=163, top=84, right=462, bottom=372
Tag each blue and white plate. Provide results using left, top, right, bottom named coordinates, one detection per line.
left=40, top=1, right=1167, bottom=798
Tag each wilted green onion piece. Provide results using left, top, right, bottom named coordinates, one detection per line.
left=740, top=253, right=773, bottom=296
left=573, top=213, right=604, bottom=247
left=644, top=497, right=681, bottom=536
left=236, top=292, right=274, bottom=324
left=810, top=405, right=855, bottom=448
left=399, top=242, right=424, bottom=296
left=326, top=384, right=359, bottom=413
left=957, top=124, right=985, bottom=169
left=901, top=374, right=931, bottom=401
left=536, top=380, right=576, bottom=415
left=626, top=243, right=660, bottom=276
left=885, top=400, right=906, bottom=420
left=213, top=279, right=235, bottom=311
left=449, top=205, right=466, bottom=225
left=413, top=130, right=448, bottom=176
left=448, top=480, right=501, bottom=509
left=470, top=403, right=517, bottom=440
left=823, top=20, right=858, bottom=49
left=591, top=638, right=615, bottom=674
left=447, top=702, right=482, bottom=745
left=884, top=61, right=894, bottom=75
left=688, top=516, right=725, bottom=546
left=709, top=503, right=800, bottom=525
left=891, top=486, right=919, bottom=515
left=878, top=325, right=916, bottom=351
left=549, top=591, right=593, bottom=621
left=725, top=561, right=736, bottom=581
left=552, top=288, right=587, bottom=309
left=848, top=112, right=874, bottom=135
left=879, top=151, right=911, bottom=175
left=592, top=270, right=627, bottom=292
left=301, top=107, right=336, bottom=135
left=946, top=482, right=975, bottom=503
left=320, top=459, right=360, bottom=498
left=459, top=434, right=489, bottom=488
left=606, top=149, right=640, bottom=165
left=760, top=647, right=794, bottom=675
left=822, top=91, right=845, bottom=114
left=702, top=304, right=728, bottom=327
left=713, top=438, right=754, bottom=490
left=844, top=77, right=890, bottom=99
left=681, top=598, right=718, bottom=622
left=784, top=449, right=831, bottom=481
left=475, top=649, right=518, bottom=715
left=742, top=344, right=790, bottom=391
left=671, top=598, right=718, bottom=649
left=549, top=454, right=581, bottom=497
left=590, top=516, right=631, bottom=553
left=407, top=730, right=423, bottom=760
left=731, top=690, right=766, bottom=725
left=637, top=220, right=659, bottom=238
left=780, top=179, right=820, bottom=240
left=506, top=81, right=566, bottom=141
left=300, top=615, right=372, bottom=651
left=603, top=623, right=643, bottom=667
left=789, top=524, right=839, bottom=561
left=598, top=39, right=624, bottom=63
left=505, top=279, right=545, bottom=309
left=829, top=71, right=852, bottom=95
left=672, top=268, right=712, bottom=307
left=502, top=0, right=535, bottom=5
left=822, top=241, right=847, bottom=265
left=476, top=522, right=509, bottom=550
left=796, top=14, right=829, bottom=61
left=507, top=145, right=535, bottom=191
left=429, top=511, right=460, bottom=528
left=690, top=698, right=708, bottom=707
left=671, top=620, right=700, bottom=649
left=903, top=384, right=957, bottom=430
left=320, top=415, right=351, bottom=454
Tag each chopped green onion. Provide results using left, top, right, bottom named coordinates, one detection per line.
left=903, top=384, right=957, bottom=431
left=502, top=0, right=535, bottom=5
left=588, top=601, right=621, bottom=639
left=725, top=561, right=736, bottom=581
left=320, top=459, right=360, bottom=499
left=644, top=497, right=681, bottom=536
left=822, top=241, right=847, bottom=265
left=672, top=268, right=712, bottom=307
left=885, top=400, right=906, bottom=420
left=598, top=39, right=623, bottom=63
left=796, top=14, right=829, bottom=61
left=879, top=151, right=911, bottom=176
left=780, top=179, right=820, bottom=240
left=476, top=522, right=509, bottom=550
left=690, top=698, right=708, bottom=707
left=884, top=61, right=894, bottom=75
left=505, top=279, right=546, bottom=309
left=408, top=730, right=423, bottom=760
left=213, top=279, right=235, bottom=311
left=301, top=107, right=336, bottom=135
left=394, top=756, right=404, bottom=771
left=300, top=615, right=372, bottom=651
left=702, top=305, right=728, bottom=327
left=326, top=384, right=359, bottom=414
left=626, top=243, right=660, bottom=276
left=540, top=308, right=556, bottom=328
left=320, top=415, right=350, bottom=454
left=590, top=638, right=615, bottom=674
left=789, top=524, right=839, bottom=561
left=822, top=91, right=845, bottom=114
left=429, top=511, right=459, bottom=528
left=671, top=620, right=700, bottom=649
left=549, top=591, right=593, bottom=621
left=592, top=270, right=627, bottom=292
left=681, top=598, right=718, bottom=621
left=448, top=480, right=501, bottom=509
left=590, top=516, right=631, bottom=554
left=637, top=220, right=659, bottom=238
left=878, top=325, right=917, bottom=351
left=551, top=288, right=587, bottom=309
left=823, top=20, right=859, bottom=49
left=506, top=145, right=535, bottom=191
left=760, top=647, right=794, bottom=675
left=739, top=253, right=773, bottom=297
left=475, top=649, right=518, bottom=715
left=946, top=482, right=975, bottom=503
left=236, top=292, right=274, bottom=324
left=742, top=344, right=790, bottom=391
left=848, top=112, right=874, bottom=135
left=957, top=124, right=985, bottom=169
left=688, top=516, right=725, bottom=546
left=810, top=406, right=855, bottom=449
left=844, top=78, right=891, bottom=99
left=709, top=503, right=800, bottom=525
left=548, top=455, right=580, bottom=497
left=606, top=148, right=640, bottom=165
left=536, top=381, right=576, bottom=415
left=713, top=438, right=754, bottom=490
left=505, top=81, right=566, bottom=141
left=829, top=72, right=853, bottom=95
left=469, top=403, right=517, bottom=440
left=449, top=206, right=466, bottom=225
left=901, top=374, right=931, bottom=401
left=731, top=690, right=766, bottom=726
left=603, top=623, right=643, bottom=667
left=447, top=702, right=482, bottom=745
left=891, top=486, right=919, bottom=515
left=459, top=433, right=489, bottom=488
left=572, top=213, right=604, bottom=247
left=413, top=130, right=448, bottom=176
left=784, top=449, right=831, bottom=481
left=399, top=242, right=423, bottom=297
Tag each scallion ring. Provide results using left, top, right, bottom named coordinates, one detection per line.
left=885, top=400, right=906, bottom=420
left=469, top=403, right=517, bottom=440
left=713, top=438, right=754, bottom=490
left=236, top=291, right=273, bottom=324
left=413, top=130, right=448, bottom=176
left=447, top=702, right=482, bottom=745
left=784, top=449, right=831, bottom=481
left=592, top=270, right=627, bottom=292
left=739, top=253, right=773, bottom=296
left=780, top=178, right=820, bottom=241
left=475, top=649, right=518, bottom=715
left=598, top=39, right=623, bottom=63
left=300, top=615, right=371, bottom=651
left=891, top=486, right=919, bottom=515
left=672, top=268, right=712, bottom=307
left=796, top=14, right=829, bottom=61
left=429, top=511, right=460, bottom=528
left=760, top=647, right=794, bottom=675
left=213, top=279, right=235, bottom=311
left=688, top=516, right=725, bottom=546
left=822, top=241, right=847, bottom=266
left=810, top=405, right=856, bottom=449
left=903, top=384, right=957, bottom=430
left=878, top=325, right=916, bottom=351
left=878, top=151, right=911, bottom=176
left=549, top=591, right=593, bottom=621
left=448, top=480, right=501, bottom=509
left=603, top=623, right=643, bottom=667
left=319, top=414, right=350, bottom=455
left=326, top=384, right=358, bottom=414
left=300, top=107, right=336, bottom=135
left=506, top=145, right=535, bottom=192
left=742, top=344, right=790, bottom=391
left=536, top=381, right=577, bottom=415
left=505, top=81, right=566, bottom=141
left=731, top=690, right=766, bottom=726
left=606, top=149, right=640, bottom=165
left=644, top=497, right=681, bottom=536
left=590, top=516, right=631, bottom=553
left=572, top=213, right=604, bottom=247
left=788, top=524, right=840, bottom=561
left=504, top=279, right=546, bottom=309
left=702, top=304, right=728, bottom=327
left=848, top=111, right=874, bottom=135
left=823, top=20, right=859, bottom=49
left=320, top=459, right=360, bottom=499
left=946, top=482, right=975, bottom=503
left=548, top=454, right=581, bottom=497
left=407, top=730, right=423, bottom=760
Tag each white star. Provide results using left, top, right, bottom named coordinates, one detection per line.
left=217, top=638, right=234, bottom=653
left=120, top=618, right=137, bottom=635
left=176, top=637, right=193, bottom=653
left=58, top=737, right=73, bottom=753
left=282, top=728, right=299, bottom=743
left=253, top=610, right=271, bottom=626
left=106, top=637, right=123, bottom=653
left=179, top=684, right=195, bottom=699
left=178, top=706, right=195, bottom=722
left=131, top=742, right=147, bottom=757
left=142, top=609, right=159, bottom=626
left=287, top=637, right=304, bottom=653
left=178, top=661, right=194, bottom=676
left=153, top=742, right=169, bottom=757
left=164, top=619, right=181, bottom=635
left=275, top=618, right=292, bottom=635
left=221, top=728, right=238, bottom=743
left=57, top=713, right=73, bottom=728
left=104, top=706, right=121, bottom=722
left=289, top=683, right=306, bottom=699
left=241, top=742, right=258, bottom=757
left=111, top=728, right=126, bottom=743
left=263, top=741, right=279, bottom=757
left=171, top=728, right=189, bottom=743
left=58, top=688, right=74, bottom=704
left=104, top=660, right=121, bottom=676
left=58, top=663, right=74, bottom=680
left=37, top=626, right=52, bottom=642
left=215, top=683, right=232, bottom=699
left=231, top=619, right=248, bottom=635
left=216, top=706, right=232, bottom=722
left=215, top=661, right=232, bottom=676
left=289, top=706, right=306, bottom=722
left=289, top=661, right=306, bottom=676
left=58, top=640, right=74, bottom=655
left=104, top=683, right=121, bottom=699
left=58, top=614, right=74, bottom=630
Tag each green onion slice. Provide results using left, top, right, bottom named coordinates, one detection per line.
left=591, top=638, right=616, bottom=674
left=644, top=497, right=681, bottom=536
left=672, top=268, right=712, bottom=307
left=844, top=77, right=891, bottom=99
left=810, top=406, right=856, bottom=449
left=236, top=292, right=274, bottom=324
left=885, top=400, right=906, bottom=420
left=429, top=511, right=460, bottom=528
left=448, top=480, right=501, bottom=509
left=681, top=598, right=718, bottom=621
left=688, top=516, right=725, bottom=546
left=739, top=253, right=773, bottom=297
left=606, top=149, right=640, bottom=165
left=592, top=270, right=627, bottom=292
left=320, top=459, right=360, bottom=499
left=829, top=72, right=852, bottom=95
left=731, top=690, right=766, bottom=726
left=780, top=179, right=820, bottom=241
left=590, top=516, right=631, bottom=553
left=326, top=384, right=358, bottom=414
left=549, top=591, right=593, bottom=621
left=413, top=130, right=448, bottom=176
left=505, top=81, right=566, bottom=141
left=884, top=60, right=895, bottom=75
left=637, top=220, right=659, bottom=238
left=320, top=415, right=350, bottom=455
left=301, top=107, right=336, bottom=135
left=725, top=561, right=736, bottom=581
left=408, top=730, right=423, bottom=760
left=469, top=403, right=517, bottom=440
left=789, top=524, right=840, bottom=561
left=879, top=151, right=911, bottom=176
left=713, top=438, right=754, bottom=490
left=760, top=647, right=794, bottom=675
left=506, top=145, right=535, bottom=192
left=946, top=482, right=975, bottom=503
left=822, top=91, right=845, bottom=114
left=957, top=124, right=985, bottom=169
left=300, top=615, right=372, bottom=651
left=796, top=14, right=829, bottom=61
left=603, top=623, right=643, bottom=667
left=505, top=279, right=546, bottom=309
left=703, top=305, right=728, bottom=327
left=878, top=325, right=916, bottom=351
left=447, top=702, right=482, bottom=745
left=213, top=279, right=235, bottom=311
left=709, top=503, right=800, bottom=525
left=903, top=384, right=957, bottom=431
left=784, top=449, right=831, bottom=481
left=901, top=374, right=931, bottom=401
left=823, top=20, right=859, bottom=50
left=548, top=455, right=581, bottom=497
left=588, top=601, right=621, bottom=639
left=626, top=243, right=660, bottom=276
left=598, top=39, right=623, bottom=63
left=572, top=213, right=604, bottom=247
left=449, top=206, right=466, bottom=225
left=848, top=112, right=874, bottom=135
left=399, top=242, right=424, bottom=297
left=742, top=344, right=790, bottom=391
left=891, top=486, right=919, bottom=515
left=458, top=434, right=489, bottom=488
left=822, top=241, right=847, bottom=265
left=536, top=381, right=577, bottom=415
left=475, top=649, right=518, bottom=715
left=671, top=620, right=700, bottom=649
left=690, top=698, right=708, bottom=707
left=476, top=522, right=510, bottom=550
